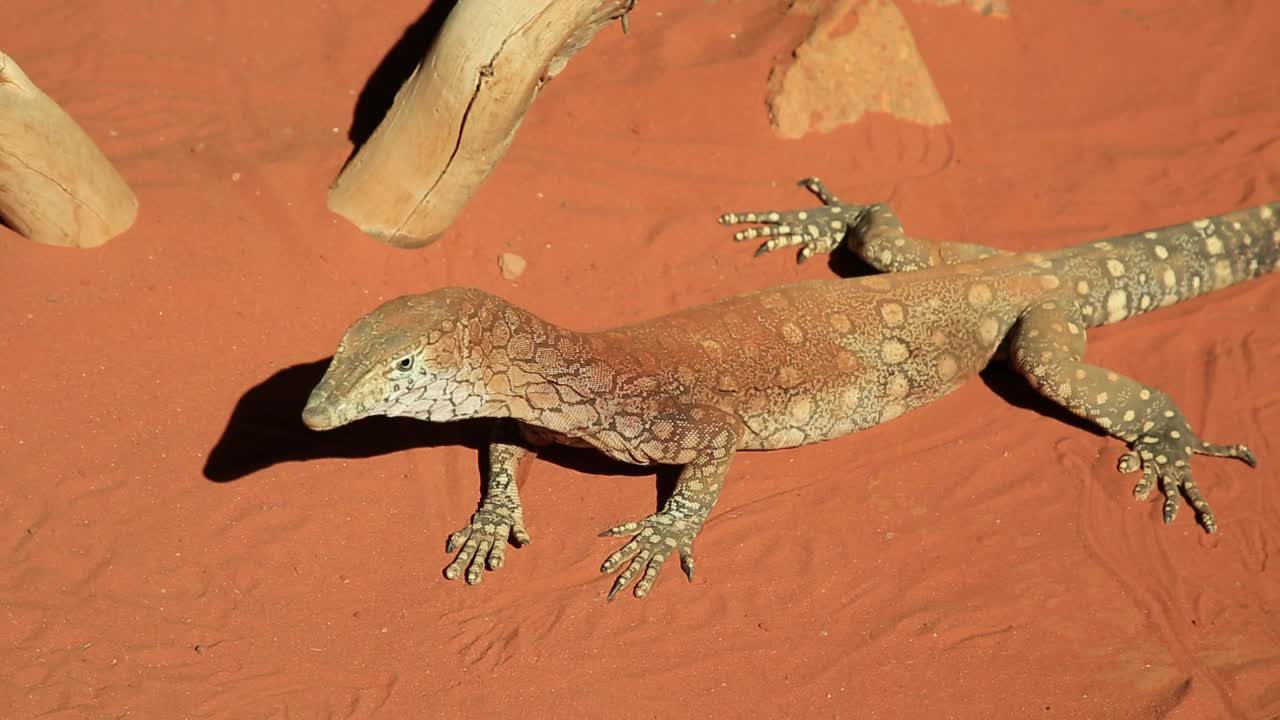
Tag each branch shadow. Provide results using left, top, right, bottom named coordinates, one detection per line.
left=204, top=361, right=677, bottom=512
left=341, top=0, right=459, bottom=169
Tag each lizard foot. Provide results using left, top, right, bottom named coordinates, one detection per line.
left=1117, top=427, right=1256, bottom=533
left=598, top=512, right=699, bottom=600
left=718, top=177, right=871, bottom=263
left=443, top=501, right=531, bottom=584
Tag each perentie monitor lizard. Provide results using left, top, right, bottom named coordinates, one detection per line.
left=302, top=179, right=1278, bottom=600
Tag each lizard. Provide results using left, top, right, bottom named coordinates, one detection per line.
left=301, top=178, right=1278, bottom=600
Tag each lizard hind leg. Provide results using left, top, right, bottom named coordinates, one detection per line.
left=1005, top=298, right=1256, bottom=533
left=720, top=177, right=1008, bottom=270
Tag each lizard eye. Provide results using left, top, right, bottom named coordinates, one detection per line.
left=395, top=356, right=414, bottom=371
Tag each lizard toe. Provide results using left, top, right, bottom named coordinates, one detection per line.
left=599, top=512, right=698, bottom=600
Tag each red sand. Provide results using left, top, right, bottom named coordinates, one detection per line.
left=3, top=2, right=1279, bottom=718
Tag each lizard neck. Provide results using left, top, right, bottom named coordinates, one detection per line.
left=462, top=298, right=616, bottom=435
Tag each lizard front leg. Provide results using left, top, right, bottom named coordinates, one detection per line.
left=720, top=177, right=1006, bottom=269
left=1007, top=299, right=1256, bottom=532
left=443, top=420, right=536, bottom=584
left=597, top=406, right=743, bottom=600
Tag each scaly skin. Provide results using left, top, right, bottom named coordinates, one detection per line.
left=303, top=178, right=1277, bottom=599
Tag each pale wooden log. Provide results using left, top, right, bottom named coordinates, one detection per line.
left=0, top=51, right=138, bottom=248
left=329, top=0, right=632, bottom=249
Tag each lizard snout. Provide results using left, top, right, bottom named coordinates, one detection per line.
left=301, top=392, right=338, bottom=431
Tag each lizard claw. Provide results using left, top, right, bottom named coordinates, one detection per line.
left=1116, top=427, right=1257, bottom=533
left=599, top=512, right=699, bottom=600
left=719, top=176, right=870, bottom=263
left=444, top=502, right=530, bottom=584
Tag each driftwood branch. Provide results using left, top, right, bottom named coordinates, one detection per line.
left=0, top=51, right=138, bottom=248
left=329, top=0, right=632, bottom=249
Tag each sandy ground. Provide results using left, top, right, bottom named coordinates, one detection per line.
left=3, top=1, right=1279, bottom=718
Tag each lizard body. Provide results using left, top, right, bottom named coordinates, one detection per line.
left=303, top=179, right=1277, bottom=599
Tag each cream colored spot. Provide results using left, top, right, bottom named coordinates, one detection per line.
left=1193, top=218, right=1211, bottom=229
left=1123, top=410, right=1135, bottom=422
left=1138, top=295, right=1152, bottom=310
left=1140, top=390, right=1151, bottom=400
left=1262, top=205, right=1275, bottom=219
left=797, top=211, right=809, bottom=220
left=1076, top=280, right=1090, bottom=295
left=1106, top=259, right=1126, bottom=277
left=1144, top=232, right=1158, bottom=240
left=886, top=374, right=909, bottom=399
left=1154, top=245, right=1169, bottom=259
left=777, top=366, right=802, bottom=387
left=1141, top=421, right=1155, bottom=432
left=769, top=428, right=806, bottom=448
left=781, top=322, right=804, bottom=344
left=1160, top=267, right=1176, bottom=288
left=1205, top=235, right=1224, bottom=255
left=881, top=402, right=906, bottom=422
left=829, top=314, right=852, bottom=333
left=937, top=354, right=958, bottom=380
left=616, top=415, right=644, bottom=438
left=787, top=396, right=813, bottom=424
left=968, top=283, right=993, bottom=306
left=879, top=302, right=905, bottom=327
left=1074, top=369, right=1086, bottom=380
left=881, top=339, right=910, bottom=364
left=1212, top=259, right=1233, bottom=288
left=1106, top=372, right=1118, bottom=382
left=1095, top=241, right=1114, bottom=250
left=842, top=387, right=861, bottom=410
left=761, top=293, right=789, bottom=310
left=1067, top=322, right=1080, bottom=335
left=978, top=316, right=1000, bottom=345
left=1105, top=289, right=1129, bottom=323
left=1095, top=392, right=1109, bottom=405
left=1039, top=275, right=1061, bottom=290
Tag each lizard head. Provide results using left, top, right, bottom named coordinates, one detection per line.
left=302, top=287, right=494, bottom=431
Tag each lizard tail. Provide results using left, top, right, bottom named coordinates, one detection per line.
left=1051, top=202, right=1280, bottom=328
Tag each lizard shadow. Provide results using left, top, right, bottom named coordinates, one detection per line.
left=825, top=242, right=878, bottom=279
left=978, top=363, right=1105, bottom=437
left=204, top=360, right=679, bottom=512
left=340, top=0, right=459, bottom=171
